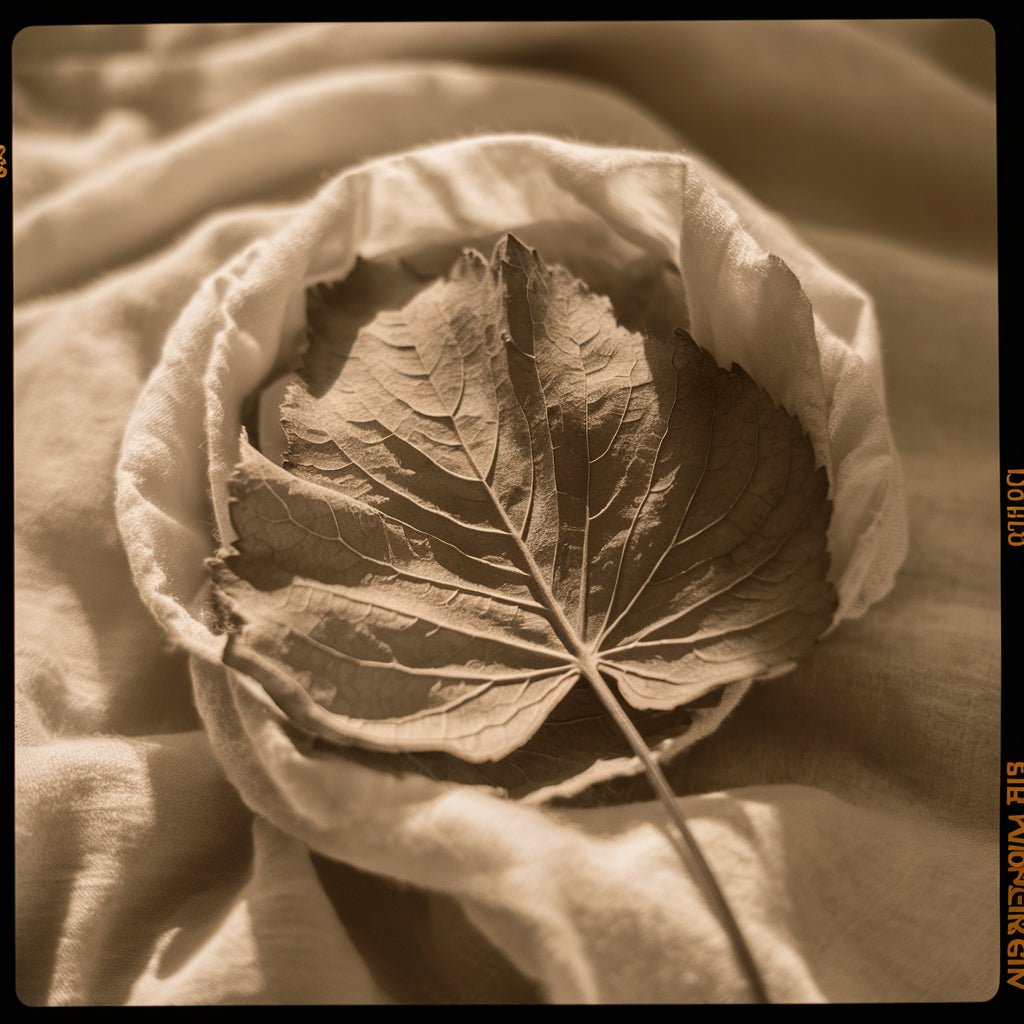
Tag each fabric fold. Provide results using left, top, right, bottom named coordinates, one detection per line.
left=15, top=22, right=997, bottom=1006
left=113, top=131, right=911, bottom=1003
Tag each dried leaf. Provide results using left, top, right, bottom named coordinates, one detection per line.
left=210, top=234, right=837, bottom=780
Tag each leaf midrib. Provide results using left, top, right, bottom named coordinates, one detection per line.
left=410, top=276, right=595, bottom=670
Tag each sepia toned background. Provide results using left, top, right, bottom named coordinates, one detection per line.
left=14, top=21, right=999, bottom=1003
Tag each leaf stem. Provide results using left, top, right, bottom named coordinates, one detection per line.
left=578, top=656, right=771, bottom=1005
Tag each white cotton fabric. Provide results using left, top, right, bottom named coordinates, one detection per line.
left=15, top=22, right=999, bottom=1005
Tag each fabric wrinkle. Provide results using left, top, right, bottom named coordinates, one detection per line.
left=14, top=22, right=998, bottom=1006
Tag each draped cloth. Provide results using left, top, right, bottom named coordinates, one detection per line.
left=14, top=21, right=999, bottom=1004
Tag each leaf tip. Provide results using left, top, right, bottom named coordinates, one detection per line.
left=493, top=231, right=542, bottom=275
